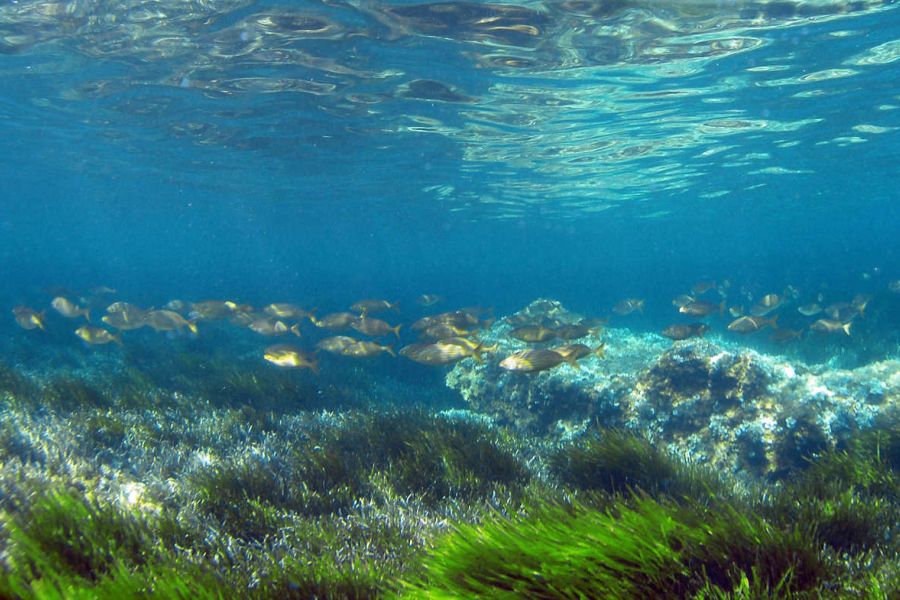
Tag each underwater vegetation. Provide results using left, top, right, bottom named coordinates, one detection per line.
left=1, top=363, right=898, bottom=600
left=547, top=427, right=732, bottom=501
left=402, top=497, right=829, bottom=598
left=1, top=298, right=899, bottom=598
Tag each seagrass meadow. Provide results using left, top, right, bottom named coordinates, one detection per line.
left=0, top=342, right=899, bottom=598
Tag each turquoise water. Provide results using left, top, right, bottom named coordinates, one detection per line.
left=2, top=1, right=898, bottom=319
left=2, top=1, right=900, bottom=596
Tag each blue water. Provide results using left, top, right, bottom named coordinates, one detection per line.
left=1, top=0, right=899, bottom=366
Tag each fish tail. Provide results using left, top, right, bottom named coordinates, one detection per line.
left=718, top=301, right=726, bottom=316
left=564, top=355, right=580, bottom=370
left=188, top=321, right=199, bottom=335
left=843, top=322, right=852, bottom=336
left=593, top=343, right=606, bottom=359
left=392, top=325, right=402, bottom=339
left=113, top=334, right=123, bottom=347
left=769, top=315, right=779, bottom=330
left=309, top=361, right=320, bottom=376
left=83, top=309, right=92, bottom=323
left=385, top=345, right=396, bottom=357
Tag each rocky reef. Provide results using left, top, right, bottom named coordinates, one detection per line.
left=448, top=299, right=900, bottom=479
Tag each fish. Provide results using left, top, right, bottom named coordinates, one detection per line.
left=797, top=303, right=822, bottom=317
left=824, top=303, right=857, bottom=322
left=661, top=323, right=709, bottom=341
left=679, top=300, right=724, bottom=317
left=311, top=312, right=357, bottom=331
left=263, top=344, right=319, bottom=374
left=612, top=298, right=644, bottom=316
left=189, top=300, right=239, bottom=321
left=350, top=299, right=398, bottom=315
left=248, top=318, right=289, bottom=336
left=439, top=337, right=498, bottom=362
left=727, top=315, right=778, bottom=334
left=144, top=310, right=199, bottom=334
left=889, top=280, right=900, bottom=293
left=420, top=323, right=478, bottom=341
left=551, top=343, right=605, bottom=362
left=351, top=316, right=401, bottom=339
left=412, top=310, right=484, bottom=331
left=810, top=319, right=852, bottom=336
left=340, top=340, right=395, bottom=358
left=415, top=294, right=443, bottom=307
left=851, top=294, right=872, bottom=316
left=400, top=340, right=483, bottom=365
left=75, top=326, right=121, bottom=346
left=499, top=349, right=577, bottom=373
left=264, top=303, right=315, bottom=320
left=749, top=294, right=782, bottom=317
left=316, top=336, right=359, bottom=354
left=508, top=325, right=557, bottom=343
left=229, top=311, right=256, bottom=327
left=51, top=297, right=90, bottom=321
left=164, top=299, right=190, bottom=313
left=553, top=324, right=598, bottom=341
left=770, top=328, right=804, bottom=343
left=690, top=281, right=717, bottom=295
left=106, top=302, right=144, bottom=314
left=101, top=308, right=147, bottom=331
left=671, top=294, right=695, bottom=308
left=12, top=306, right=45, bottom=331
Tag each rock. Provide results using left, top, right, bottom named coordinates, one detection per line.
left=447, top=299, right=900, bottom=480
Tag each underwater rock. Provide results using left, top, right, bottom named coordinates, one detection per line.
left=447, top=299, right=900, bottom=479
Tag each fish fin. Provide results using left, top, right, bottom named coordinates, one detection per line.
left=769, top=315, right=779, bottom=330
left=563, top=355, right=580, bottom=370
left=472, top=352, right=484, bottom=364
left=843, top=322, right=852, bottom=336
left=593, top=343, right=606, bottom=359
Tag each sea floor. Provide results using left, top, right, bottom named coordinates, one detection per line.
left=0, top=309, right=899, bottom=597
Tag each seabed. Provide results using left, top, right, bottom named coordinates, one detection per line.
left=0, top=300, right=898, bottom=598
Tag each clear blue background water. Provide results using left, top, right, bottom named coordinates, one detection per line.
left=1, top=0, right=899, bottom=362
